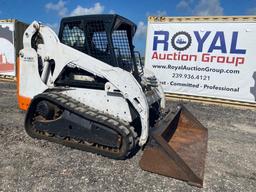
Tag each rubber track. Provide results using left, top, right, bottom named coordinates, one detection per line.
left=25, top=92, right=138, bottom=159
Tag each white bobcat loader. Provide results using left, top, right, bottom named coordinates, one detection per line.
left=17, top=14, right=208, bottom=187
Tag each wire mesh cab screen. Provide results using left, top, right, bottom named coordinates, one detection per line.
left=60, top=16, right=136, bottom=73
left=61, top=21, right=85, bottom=50
left=86, top=21, right=113, bottom=65
left=112, top=30, right=133, bottom=72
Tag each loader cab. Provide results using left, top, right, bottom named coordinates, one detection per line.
left=59, top=14, right=140, bottom=76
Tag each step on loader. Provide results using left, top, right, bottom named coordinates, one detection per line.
left=17, top=14, right=208, bottom=187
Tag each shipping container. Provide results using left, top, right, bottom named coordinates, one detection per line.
left=0, top=19, right=28, bottom=79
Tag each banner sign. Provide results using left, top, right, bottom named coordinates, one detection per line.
left=0, top=22, right=15, bottom=76
left=145, top=21, right=256, bottom=103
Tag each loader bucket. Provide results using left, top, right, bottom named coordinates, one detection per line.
left=139, top=105, right=208, bottom=188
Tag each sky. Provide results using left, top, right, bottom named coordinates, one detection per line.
left=1, top=0, right=256, bottom=54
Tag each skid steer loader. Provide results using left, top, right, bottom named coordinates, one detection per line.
left=17, top=14, right=208, bottom=187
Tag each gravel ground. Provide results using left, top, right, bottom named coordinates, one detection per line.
left=0, top=81, right=255, bottom=192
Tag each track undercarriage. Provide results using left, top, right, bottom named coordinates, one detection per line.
left=25, top=92, right=138, bottom=159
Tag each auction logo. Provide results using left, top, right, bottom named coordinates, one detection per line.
left=171, top=31, right=192, bottom=51
left=151, top=30, right=247, bottom=67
